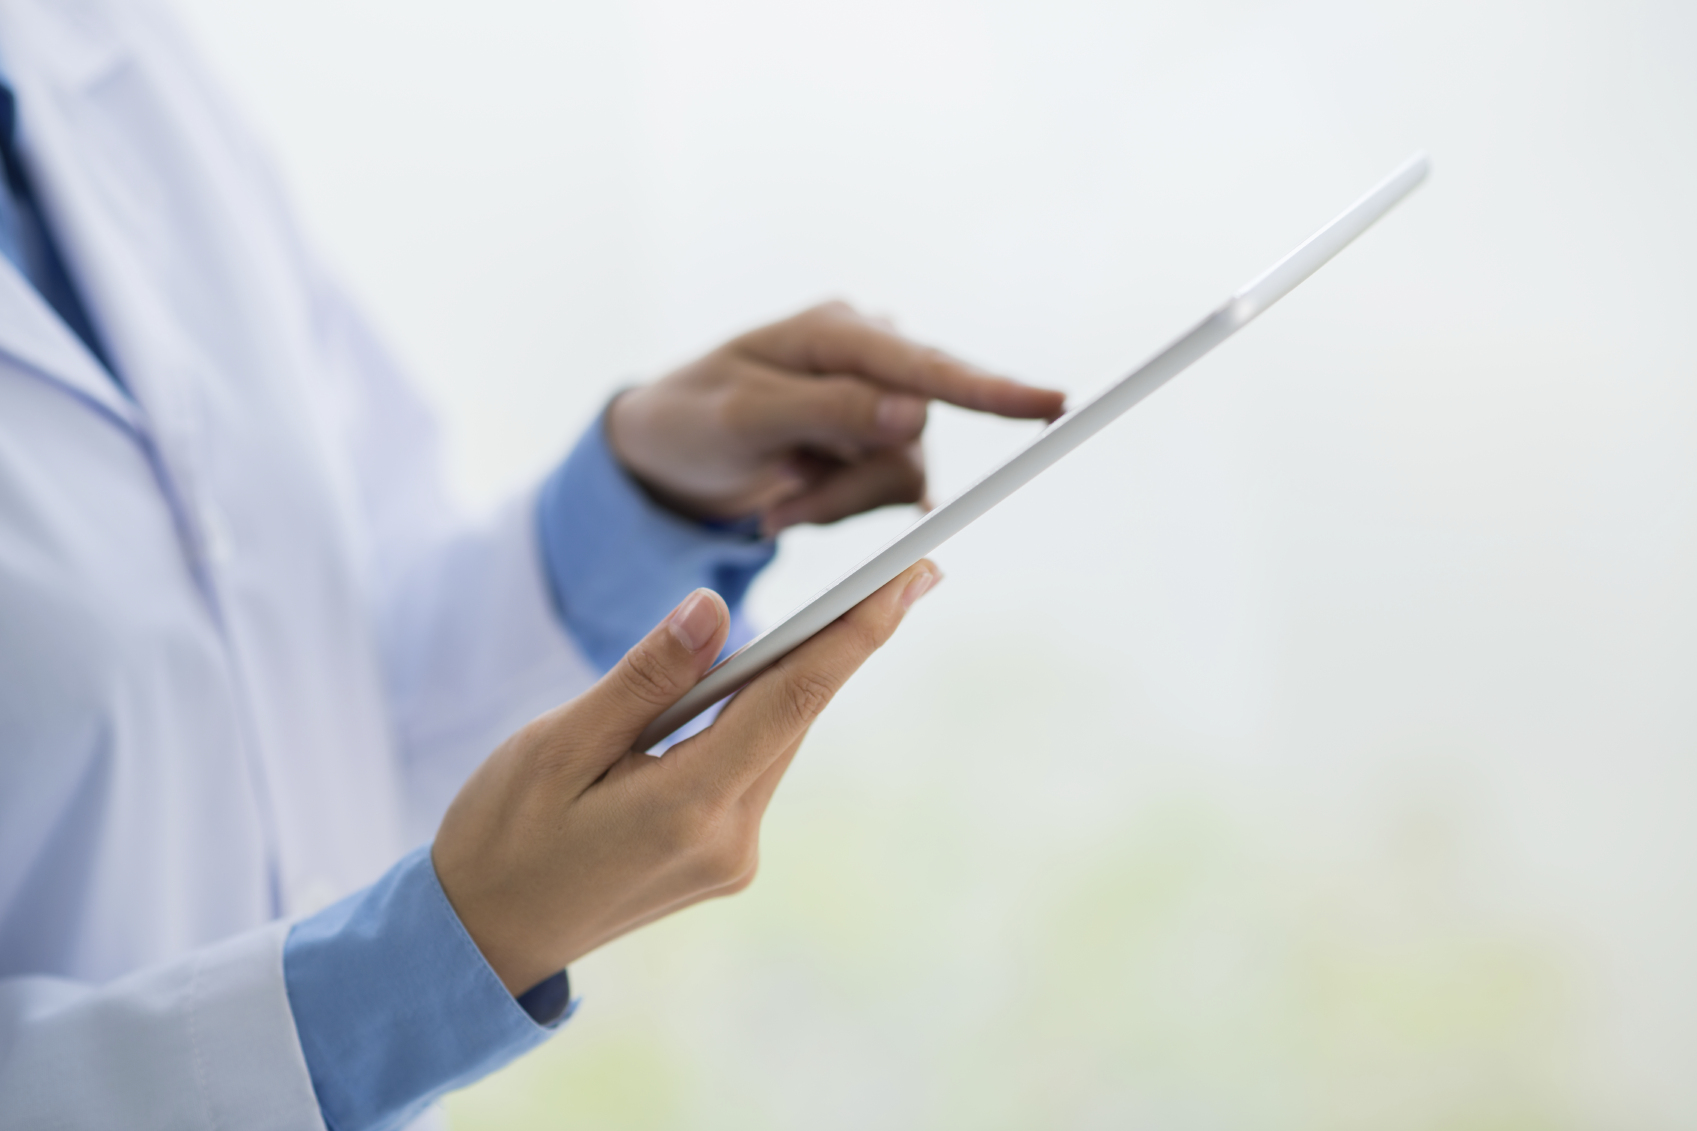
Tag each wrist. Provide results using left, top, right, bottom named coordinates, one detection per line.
left=604, top=388, right=713, bottom=521
left=430, top=838, right=563, bottom=998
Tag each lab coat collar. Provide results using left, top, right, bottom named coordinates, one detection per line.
left=0, top=257, right=136, bottom=428
left=0, top=0, right=140, bottom=432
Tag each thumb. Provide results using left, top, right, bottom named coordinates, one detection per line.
left=577, top=588, right=731, bottom=756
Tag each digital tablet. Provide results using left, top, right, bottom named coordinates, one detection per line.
left=635, top=152, right=1430, bottom=752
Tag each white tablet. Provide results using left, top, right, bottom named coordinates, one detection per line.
left=635, top=153, right=1430, bottom=752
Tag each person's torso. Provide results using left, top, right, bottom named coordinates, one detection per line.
left=0, top=0, right=409, bottom=983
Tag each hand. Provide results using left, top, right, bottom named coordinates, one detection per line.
left=431, top=560, right=943, bottom=996
left=606, top=301, right=1065, bottom=535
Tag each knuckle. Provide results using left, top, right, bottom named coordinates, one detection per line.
left=657, top=802, right=716, bottom=857
left=916, top=345, right=957, bottom=383
left=617, top=642, right=683, bottom=707
left=783, top=669, right=836, bottom=726
left=848, top=384, right=884, bottom=434
left=808, top=298, right=854, bottom=322
left=793, top=301, right=856, bottom=372
left=719, top=381, right=765, bottom=433
left=914, top=345, right=966, bottom=394
left=840, top=611, right=890, bottom=656
left=721, top=858, right=759, bottom=894
left=702, top=835, right=758, bottom=887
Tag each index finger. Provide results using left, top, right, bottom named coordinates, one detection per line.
left=739, top=301, right=1066, bottom=421
left=666, top=560, right=942, bottom=796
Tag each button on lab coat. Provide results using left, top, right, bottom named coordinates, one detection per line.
left=0, top=0, right=598, bottom=1125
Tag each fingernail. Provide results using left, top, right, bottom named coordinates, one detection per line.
left=900, top=566, right=942, bottom=609
left=668, top=590, right=720, bottom=652
left=876, top=394, right=927, bottom=437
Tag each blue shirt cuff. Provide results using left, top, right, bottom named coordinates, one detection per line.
left=536, top=405, right=777, bottom=673
left=283, top=847, right=576, bottom=1131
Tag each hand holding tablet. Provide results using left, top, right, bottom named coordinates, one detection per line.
left=635, top=153, right=1431, bottom=752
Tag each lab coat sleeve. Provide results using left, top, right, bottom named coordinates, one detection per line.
left=0, top=922, right=326, bottom=1131
left=303, top=276, right=604, bottom=834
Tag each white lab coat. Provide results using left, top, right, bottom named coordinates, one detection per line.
left=0, top=0, right=600, bottom=1125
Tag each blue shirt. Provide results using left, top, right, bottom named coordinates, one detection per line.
left=2, top=61, right=777, bottom=1131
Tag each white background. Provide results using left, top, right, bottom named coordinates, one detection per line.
left=173, top=1, right=1697, bottom=1127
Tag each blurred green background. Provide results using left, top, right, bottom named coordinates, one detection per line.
left=176, top=0, right=1696, bottom=1125
left=446, top=637, right=1583, bottom=1130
